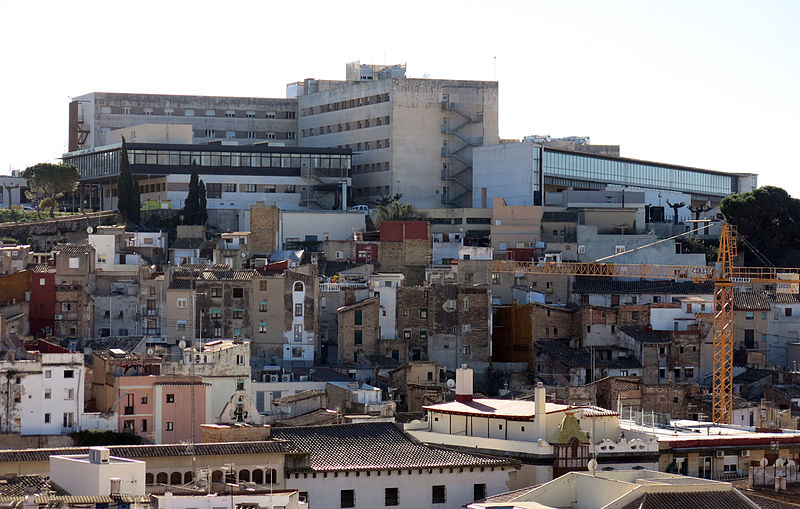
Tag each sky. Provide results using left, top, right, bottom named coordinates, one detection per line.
left=1, top=0, right=798, bottom=195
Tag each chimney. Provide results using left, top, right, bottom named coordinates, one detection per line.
left=455, top=364, right=473, bottom=403
left=534, top=382, right=547, bottom=439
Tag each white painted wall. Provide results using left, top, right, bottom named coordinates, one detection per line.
left=370, top=274, right=403, bottom=340
left=284, top=467, right=513, bottom=509
left=49, top=454, right=146, bottom=496
left=473, top=142, right=537, bottom=207
left=281, top=211, right=365, bottom=246
left=156, top=492, right=303, bottom=509
left=251, top=381, right=328, bottom=413
left=18, top=354, right=85, bottom=435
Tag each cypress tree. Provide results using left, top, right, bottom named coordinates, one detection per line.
left=117, top=137, right=137, bottom=223
left=184, top=162, right=200, bottom=224
left=198, top=179, right=208, bottom=225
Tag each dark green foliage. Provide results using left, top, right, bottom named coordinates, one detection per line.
left=721, top=186, right=800, bottom=266
left=183, top=163, right=201, bottom=225
left=198, top=179, right=208, bottom=225
left=680, top=237, right=719, bottom=264
left=71, top=430, right=144, bottom=446
left=21, top=162, right=80, bottom=217
left=117, top=138, right=141, bottom=225
left=375, top=200, right=426, bottom=224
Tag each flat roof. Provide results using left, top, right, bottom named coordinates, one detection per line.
left=424, top=398, right=619, bottom=419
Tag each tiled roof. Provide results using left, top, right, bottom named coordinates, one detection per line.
left=733, top=368, right=774, bottom=384
left=734, top=292, right=771, bottom=310
left=541, top=211, right=579, bottom=223
left=619, top=326, right=672, bottom=344
left=168, top=279, right=193, bottom=290
left=78, top=336, right=146, bottom=354
left=477, top=485, right=538, bottom=503
left=170, top=238, right=206, bottom=250
left=25, top=263, right=49, bottom=273
left=768, top=293, right=800, bottom=304
left=744, top=492, right=800, bottom=509
left=619, top=491, right=785, bottom=509
left=274, top=409, right=341, bottom=427
left=337, top=296, right=379, bottom=313
left=0, top=441, right=299, bottom=464
left=273, top=390, right=325, bottom=405
left=270, top=422, right=518, bottom=472
left=0, top=475, right=63, bottom=498
left=52, top=243, right=92, bottom=255
left=536, top=339, right=642, bottom=368
left=308, top=367, right=352, bottom=382
left=573, top=278, right=714, bottom=295
left=199, top=269, right=256, bottom=281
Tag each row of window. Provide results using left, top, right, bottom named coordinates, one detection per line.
left=352, top=161, right=391, bottom=174
left=99, top=105, right=296, bottom=119
left=196, top=129, right=295, bottom=140
left=354, top=185, right=391, bottom=197
left=127, top=150, right=350, bottom=170
left=43, top=412, right=75, bottom=428
left=302, top=93, right=391, bottom=116
left=338, top=483, right=467, bottom=507
left=303, top=117, right=391, bottom=136
left=205, top=183, right=297, bottom=198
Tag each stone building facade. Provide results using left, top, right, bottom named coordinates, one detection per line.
left=337, top=296, right=380, bottom=364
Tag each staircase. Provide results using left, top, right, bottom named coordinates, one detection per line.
left=440, top=97, right=484, bottom=208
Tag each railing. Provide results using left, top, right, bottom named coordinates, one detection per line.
left=319, top=282, right=369, bottom=292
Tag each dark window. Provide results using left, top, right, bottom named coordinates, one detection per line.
left=474, top=484, right=486, bottom=501
left=354, top=309, right=362, bottom=325
left=141, top=419, right=147, bottom=432
left=787, top=308, right=793, bottom=317
left=385, top=487, right=398, bottom=506
left=232, top=287, right=244, bottom=298
left=166, top=394, right=175, bottom=403
left=420, top=308, right=428, bottom=319
left=744, top=329, right=755, bottom=349
left=63, top=370, right=74, bottom=378
left=341, top=489, right=355, bottom=508
left=354, top=330, right=363, bottom=345
left=432, top=485, right=446, bottom=504
left=206, top=183, right=222, bottom=199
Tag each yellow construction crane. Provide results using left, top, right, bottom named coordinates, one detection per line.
left=492, top=222, right=800, bottom=424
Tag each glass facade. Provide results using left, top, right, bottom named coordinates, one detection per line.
left=67, top=144, right=352, bottom=180
left=543, top=149, right=733, bottom=196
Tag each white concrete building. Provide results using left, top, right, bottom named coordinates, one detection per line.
left=50, top=447, right=146, bottom=497
left=0, top=352, right=86, bottom=435
left=297, top=67, right=499, bottom=209
left=279, top=210, right=366, bottom=249
left=369, top=273, right=404, bottom=340
left=0, top=174, right=25, bottom=210
left=272, top=421, right=519, bottom=509
left=650, top=296, right=713, bottom=331
left=155, top=491, right=305, bottom=509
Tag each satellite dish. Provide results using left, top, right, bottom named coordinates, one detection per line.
left=760, top=457, right=769, bottom=467
left=86, top=226, right=94, bottom=234
left=776, top=458, right=786, bottom=467
left=178, top=340, right=187, bottom=349
left=446, top=379, right=455, bottom=389
left=587, top=459, right=598, bottom=472
left=241, top=251, right=248, bottom=258
left=788, top=460, right=796, bottom=467
left=146, top=348, right=155, bottom=356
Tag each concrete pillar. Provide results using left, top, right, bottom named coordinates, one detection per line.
left=534, top=382, right=547, bottom=440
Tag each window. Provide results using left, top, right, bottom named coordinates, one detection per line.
left=685, top=367, right=695, bottom=378
left=225, top=110, right=236, bottom=117
left=225, top=131, right=236, bottom=139
left=295, top=303, right=303, bottom=317
left=246, top=111, right=256, bottom=118
left=432, top=485, right=446, bottom=504
left=68, top=257, right=80, bottom=268
left=294, top=324, right=303, bottom=341
left=419, top=330, right=427, bottom=339
left=44, top=413, right=51, bottom=424
left=143, top=108, right=153, bottom=115
left=260, top=301, right=267, bottom=312
left=259, top=322, right=267, bottom=333
left=233, top=287, right=244, bottom=298
left=166, top=394, right=175, bottom=403
left=184, top=109, right=194, bottom=116
left=63, top=412, right=74, bottom=428
left=123, top=420, right=135, bottom=432
left=233, top=309, right=244, bottom=319
left=420, top=308, right=428, bottom=319
left=236, top=355, right=244, bottom=366
left=164, top=108, right=174, bottom=116
left=205, top=109, right=215, bottom=117
left=44, top=389, right=51, bottom=399
left=141, top=395, right=148, bottom=404
left=461, top=346, right=471, bottom=355
left=284, top=185, right=296, bottom=193
left=341, top=490, right=355, bottom=508
left=141, top=419, right=148, bottom=432
left=787, top=308, right=793, bottom=317
left=474, top=484, right=486, bottom=501
left=176, top=298, right=187, bottom=309
left=243, top=184, right=256, bottom=192
left=64, top=370, right=74, bottom=378
left=206, top=183, right=222, bottom=199
left=354, top=309, right=362, bottom=325
left=745, top=311, right=754, bottom=320
left=492, top=273, right=500, bottom=284
left=462, top=298, right=469, bottom=310
left=353, top=330, right=363, bottom=345
left=403, top=329, right=411, bottom=339
left=205, top=129, right=215, bottom=138
left=64, top=388, right=74, bottom=400
left=123, top=107, right=132, bottom=114
left=462, top=324, right=471, bottom=332
left=762, top=312, right=767, bottom=320
left=45, top=370, right=51, bottom=378
left=674, top=367, right=681, bottom=379
left=166, top=422, right=174, bottom=431
left=223, top=183, right=237, bottom=193
left=177, top=320, right=187, bottom=330
left=385, top=487, right=398, bottom=506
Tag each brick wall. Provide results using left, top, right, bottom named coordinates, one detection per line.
left=337, top=297, right=380, bottom=364
left=249, top=203, right=280, bottom=255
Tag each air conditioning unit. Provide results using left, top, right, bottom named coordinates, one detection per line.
left=715, top=450, right=725, bottom=458
left=89, top=447, right=110, bottom=464
left=740, top=450, right=750, bottom=458
left=54, top=314, right=63, bottom=320
left=282, top=374, right=293, bottom=382
left=269, top=374, right=279, bottom=382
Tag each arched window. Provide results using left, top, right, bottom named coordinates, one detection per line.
left=268, top=468, right=278, bottom=484
left=252, top=469, right=263, bottom=483
left=212, top=470, right=223, bottom=482
left=294, top=281, right=304, bottom=292
left=145, top=473, right=154, bottom=484
left=238, top=469, right=250, bottom=482
left=184, top=471, right=193, bottom=483
left=156, top=472, right=168, bottom=484
left=170, top=472, right=182, bottom=485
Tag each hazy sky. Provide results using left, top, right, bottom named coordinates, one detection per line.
left=1, top=0, right=798, bottom=195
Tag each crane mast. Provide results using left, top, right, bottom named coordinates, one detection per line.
left=712, top=223, right=736, bottom=424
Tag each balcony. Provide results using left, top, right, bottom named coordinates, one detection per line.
left=145, top=309, right=159, bottom=316
left=319, top=282, right=369, bottom=292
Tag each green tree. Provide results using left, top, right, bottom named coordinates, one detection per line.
left=183, top=162, right=200, bottom=225
left=721, top=186, right=800, bottom=266
left=21, top=162, right=80, bottom=217
left=117, top=138, right=140, bottom=224
left=198, top=179, right=208, bottom=225
left=376, top=199, right=425, bottom=224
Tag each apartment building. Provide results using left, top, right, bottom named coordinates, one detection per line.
left=68, top=92, right=298, bottom=151
left=52, top=244, right=95, bottom=340
left=296, top=64, right=499, bottom=209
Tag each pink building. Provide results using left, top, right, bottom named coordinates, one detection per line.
left=118, top=375, right=208, bottom=444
